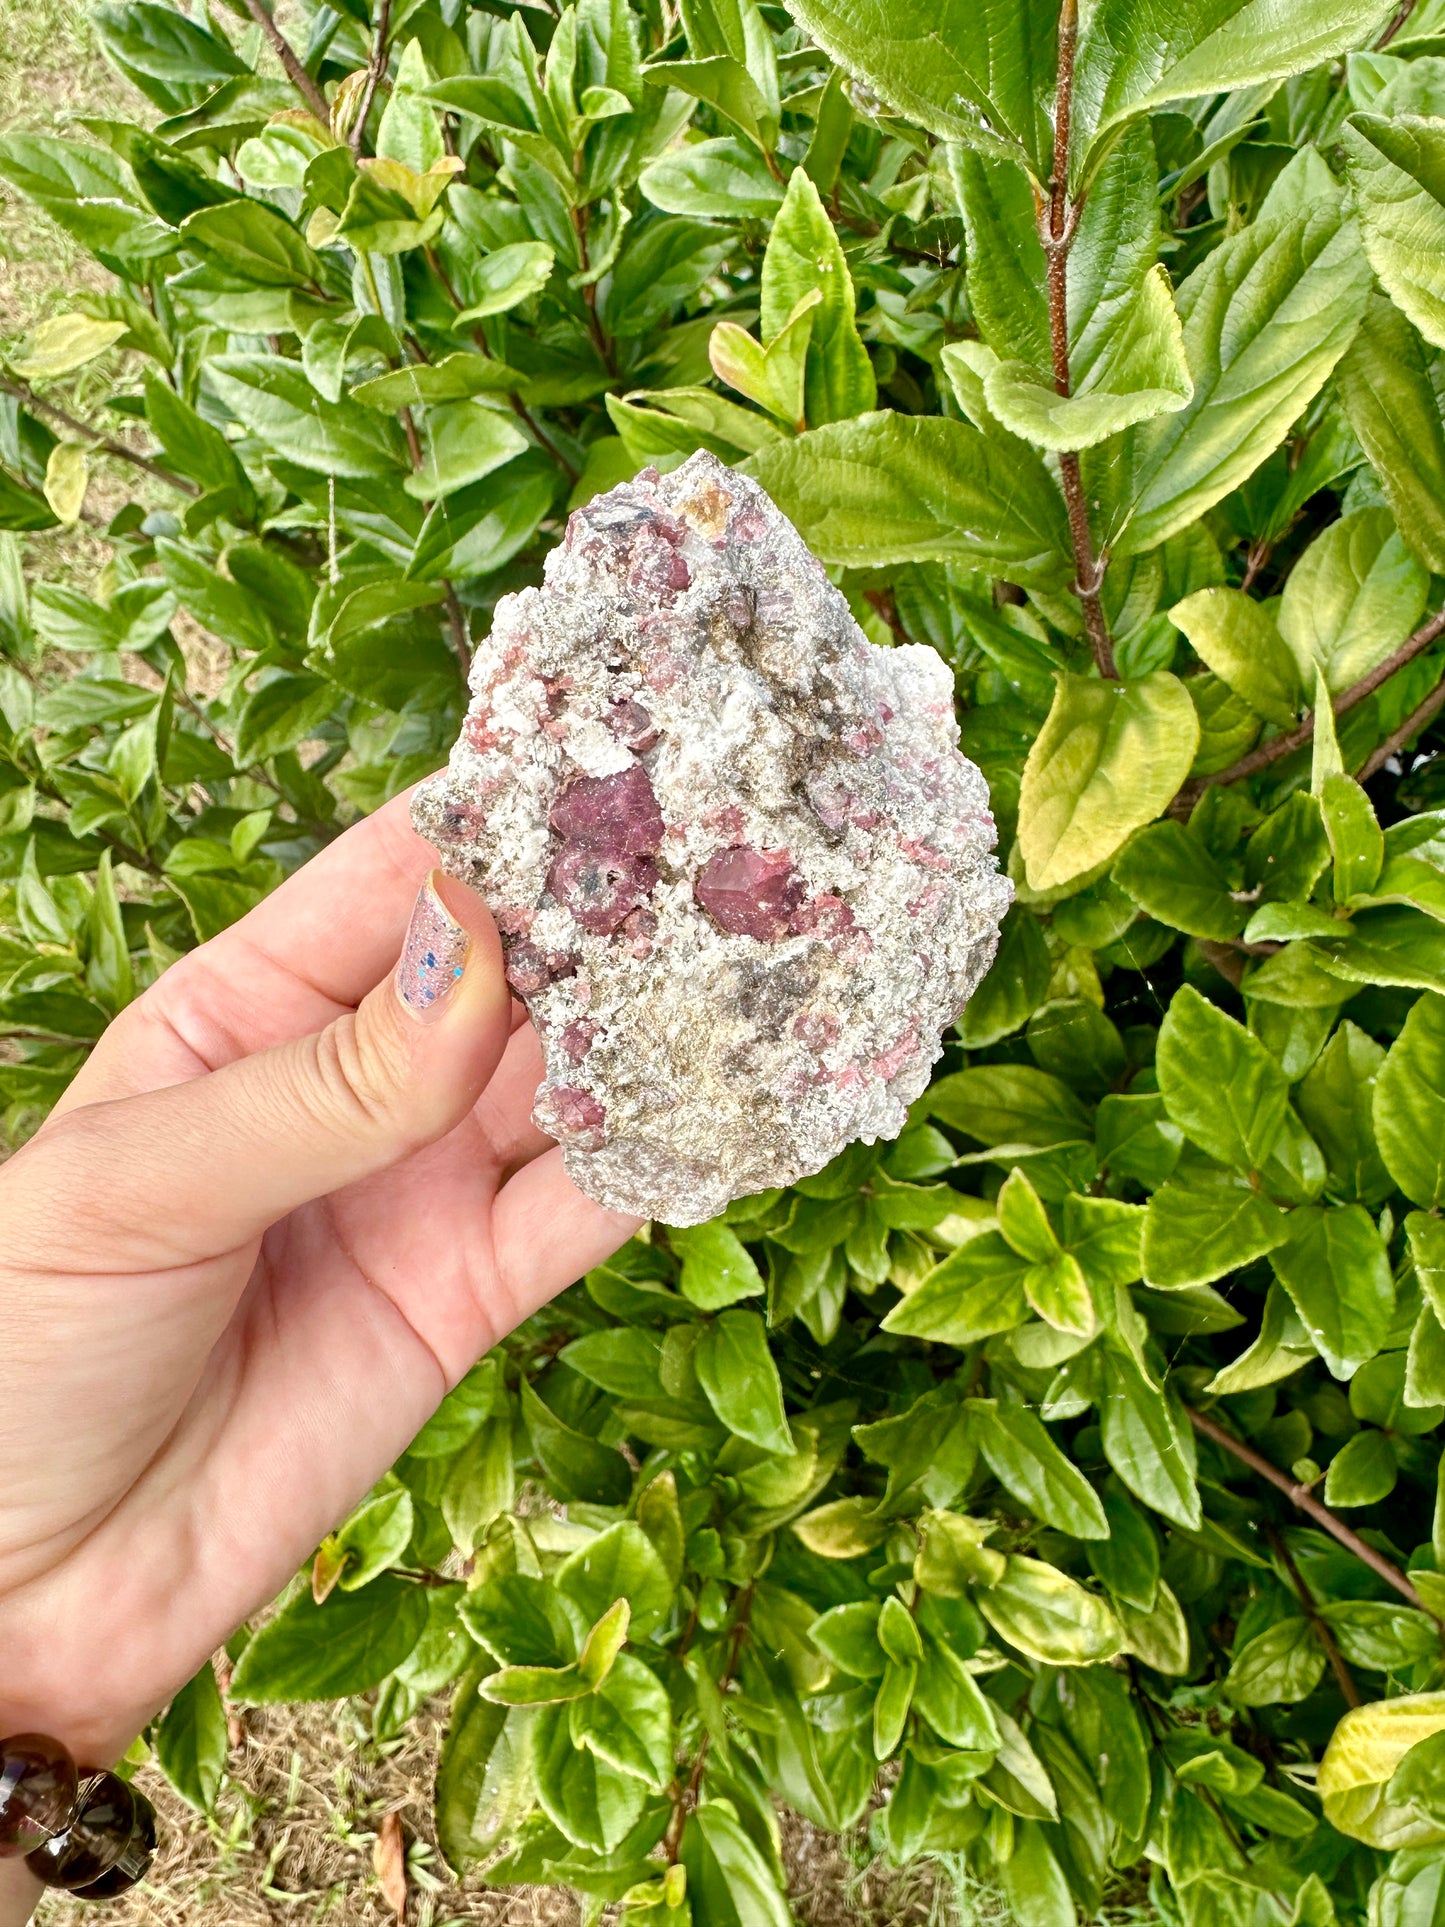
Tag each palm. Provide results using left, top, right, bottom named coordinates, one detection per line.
left=0, top=795, right=634, bottom=1761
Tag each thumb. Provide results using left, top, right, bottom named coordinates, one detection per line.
left=30, top=871, right=515, bottom=1266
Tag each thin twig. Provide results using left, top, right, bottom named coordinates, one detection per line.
left=1378, top=0, right=1418, bottom=46
left=570, top=202, right=617, bottom=376
left=1267, top=1525, right=1362, bottom=1708
left=1187, top=1406, right=1432, bottom=1615
left=1359, top=666, right=1445, bottom=784
left=239, top=0, right=331, bottom=124
left=1044, top=0, right=1115, bottom=678
left=664, top=1587, right=753, bottom=1862
left=1175, top=607, right=1445, bottom=810
left=349, top=0, right=393, bottom=153
left=422, top=247, right=581, bottom=482
left=1, top=376, right=198, bottom=497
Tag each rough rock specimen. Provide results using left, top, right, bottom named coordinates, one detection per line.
left=413, top=450, right=1010, bottom=1225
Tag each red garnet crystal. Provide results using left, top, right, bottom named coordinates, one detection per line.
left=547, top=845, right=659, bottom=935
left=695, top=847, right=805, bottom=940
left=550, top=764, right=664, bottom=859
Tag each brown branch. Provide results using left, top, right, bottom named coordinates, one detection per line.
left=1267, top=1525, right=1361, bottom=1708
left=1186, top=1406, right=1432, bottom=1615
left=863, top=589, right=912, bottom=645
left=422, top=247, right=580, bottom=483
left=1359, top=666, right=1445, bottom=784
left=239, top=0, right=331, bottom=124
left=1, top=376, right=198, bottom=497
left=349, top=0, right=393, bottom=154
left=1378, top=0, right=1418, bottom=46
left=1174, top=607, right=1445, bottom=811
left=1045, top=0, right=1115, bottom=679
left=664, top=1587, right=753, bottom=1863
left=570, top=203, right=617, bottom=377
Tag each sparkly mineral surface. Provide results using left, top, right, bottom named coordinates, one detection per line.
left=412, top=450, right=1011, bottom=1225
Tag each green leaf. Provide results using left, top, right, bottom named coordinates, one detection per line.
left=229, top=1576, right=428, bottom=1701
left=334, top=1483, right=415, bottom=1591
left=404, top=403, right=529, bottom=500
left=977, top=264, right=1191, bottom=451
left=1338, top=295, right=1445, bottom=574
left=928, top=1063, right=1091, bottom=1146
left=976, top=1556, right=1123, bottom=1667
left=1375, top=993, right=1445, bottom=1206
left=1269, top=1202, right=1395, bottom=1377
left=520, top=1379, right=632, bottom=1507
left=639, top=136, right=785, bottom=219
left=745, top=411, right=1068, bottom=578
left=154, top=1663, right=227, bottom=1814
left=1157, top=986, right=1289, bottom=1171
left=208, top=355, right=407, bottom=478
left=670, top=1220, right=765, bottom=1309
left=1117, top=196, right=1371, bottom=555
left=695, top=1309, right=793, bottom=1455
left=777, top=0, right=1054, bottom=168
left=180, top=198, right=324, bottom=287
left=1226, top=1616, right=1326, bottom=1706
left=881, top=1233, right=1030, bottom=1343
left=1113, top=819, right=1250, bottom=942
left=1296, top=1021, right=1392, bottom=1206
left=533, top=1699, right=649, bottom=1851
left=759, top=169, right=874, bottom=428
left=1075, top=0, right=1394, bottom=183
left=1346, top=112, right=1445, bottom=351
left=1323, top=1429, right=1398, bottom=1507
left=1142, top=1160, right=1292, bottom=1288
left=8, top=312, right=128, bottom=380
left=1320, top=1693, right=1445, bottom=1849
left=435, top=1660, right=512, bottom=1872
left=1017, top=672, right=1200, bottom=891
left=973, top=1402, right=1110, bottom=1538
left=453, top=240, right=556, bottom=322
left=1278, top=509, right=1429, bottom=697
left=555, top=1521, right=675, bottom=1642
left=572, top=1653, right=673, bottom=1789
left=1169, top=587, right=1301, bottom=726
left=1098, top=1353, right=1202, bottom=1529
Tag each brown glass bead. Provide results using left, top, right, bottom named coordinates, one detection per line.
left=26, top=1771, right=135, bottom=1890
left=69, top=1790, right=158, bottom=1899
left=0, top=1733, right=78, bottom=1859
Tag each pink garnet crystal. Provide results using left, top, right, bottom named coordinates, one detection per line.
left=696, top=847, right=805, bottom=941
left=412, top=450, right=1010, bottom=1226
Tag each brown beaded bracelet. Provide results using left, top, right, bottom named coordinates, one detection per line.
left=0, top=1734, right=157, bottom=1898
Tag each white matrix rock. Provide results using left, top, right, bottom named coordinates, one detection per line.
left=413, top=450, right=1010, bottom=1225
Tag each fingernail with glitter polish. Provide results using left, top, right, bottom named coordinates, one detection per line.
left=396, top=871, right=471, bottom=1023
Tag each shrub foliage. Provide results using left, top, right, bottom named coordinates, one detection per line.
left=8, top=0, right=1445, bottom=1920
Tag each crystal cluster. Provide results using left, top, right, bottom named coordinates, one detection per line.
left=413, top=450, right=1010, bottom=1225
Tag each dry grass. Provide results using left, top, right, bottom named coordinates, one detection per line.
left=30, top=1687, right=967, bottom=1927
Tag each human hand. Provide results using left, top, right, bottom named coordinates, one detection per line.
left=0, top=792, right=639, bottom=1871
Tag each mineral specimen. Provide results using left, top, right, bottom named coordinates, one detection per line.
left=412, top=450, right=1010, bottom=1225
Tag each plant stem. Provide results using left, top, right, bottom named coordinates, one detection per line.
left=350, top=0, right=393, bottom=154
left=1359, top=665, right=1445, bottom=783
left=444, top=584, right=471, bottom=683
left=1045, top=0, right=1115, bottom=679
left=422, top=247, right=581, bottom=483
left=570, top=201, right=617, bottom=377
left=1267, top=1525, right=1361, bottom=1708
left=1186, top=1406, right=1432, bottom=1615
left=1174, top=606, right=1445, bottom=810
left=665, top=1587, right=753, bottom=1862
left=239, top=0, right=331, bottom=124
left=1378, top=0, right=1418, bottom=46
left=0, top=376, right=198, bottom=498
